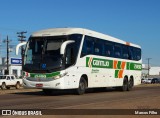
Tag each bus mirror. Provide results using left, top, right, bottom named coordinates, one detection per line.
left=16, top=42, right=27, bottom=55
left=60, top=40, right=75, bottom=55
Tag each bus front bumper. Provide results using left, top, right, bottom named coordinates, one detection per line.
left=23, top=78, right=64, bottom=89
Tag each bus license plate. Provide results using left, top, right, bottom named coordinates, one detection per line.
left=36, top=84, right=43, bottom=88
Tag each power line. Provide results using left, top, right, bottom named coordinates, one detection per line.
left=17, top=31, right=27, bottom=42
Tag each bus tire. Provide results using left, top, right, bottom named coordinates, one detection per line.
left=1, top=83, right=6, bottom=90
left=76, top=77, right=87, bottom=95
left=121, top=77, right=128, bottom=91
left=127, top=78, right=134, bottom=91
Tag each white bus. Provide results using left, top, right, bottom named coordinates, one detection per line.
left=16, top=28, right=142, bottom=95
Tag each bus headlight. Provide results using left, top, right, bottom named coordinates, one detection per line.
left=52, top=72, right=68, bottom=80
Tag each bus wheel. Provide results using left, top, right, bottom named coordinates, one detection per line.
left=127, top=78, right=134, bottom=91
left=121, top=77, right=128, bottom=91
left=76, top=77, right=87, bottom=95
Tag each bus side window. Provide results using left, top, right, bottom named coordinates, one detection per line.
left=81, top=36, right=94, bottom=57
left=129, top=47, right=141, bottom=61
left=81, top=39, right=87, bottom=57
left=104, top=41, right=114, bottom=57
left=135, top=48, right=141, bottom=61
left=136, top=48, right=141, bottom=60
left=65, top=43, right=75, bottom=67
left=128, top=47, right=133, bottom=60
left=114, top=44, right=122, bottom=58
left=86, top=37, right=94, bottom=55
left=94, top=38, right=103, bottom=56
left=122, top=45, right=129, bottom=59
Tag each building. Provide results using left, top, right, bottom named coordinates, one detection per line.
left=142, top=64, right=160, bottom=78
left=149, top=67, right=160, bottom=75
left=0, top=57, right=22, bottom=77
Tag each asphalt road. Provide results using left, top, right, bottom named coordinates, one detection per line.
left=0, top=84, right=160, bottom=117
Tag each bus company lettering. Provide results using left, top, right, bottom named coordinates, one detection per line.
left=134, top=64, right=142, bottom=70
left=34, top=74, right=46, bottom=78
left=93, top=60, right=109, bottom=67
left=86, top=57, right=112, bottom=68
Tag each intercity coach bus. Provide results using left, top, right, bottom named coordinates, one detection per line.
left=16, top=28, right=142, bottom=95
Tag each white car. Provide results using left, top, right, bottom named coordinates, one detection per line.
left=0, top=75, right=22, bottom=89
left=142, top=78, right=152, bottom=84
left=146, top=78, right=152, bottom=84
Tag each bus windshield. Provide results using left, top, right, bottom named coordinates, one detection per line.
left=24, top=36, right=67, bottom=72
left=23, top=34, right=82, bottom=73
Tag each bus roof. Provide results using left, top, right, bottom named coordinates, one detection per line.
left=31, top=28, right=141, bottom=48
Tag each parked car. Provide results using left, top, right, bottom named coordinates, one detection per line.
left=151, top=78, right=160, bottom=84
left=141, top=78, right=152, bottom=84
left=0, top=75, right=22, bottom=90
left=145, top=78, right=152, bottom=84
left=141, top=78, right=147, bottom=83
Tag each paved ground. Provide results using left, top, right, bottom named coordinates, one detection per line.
left=0, top=84, right=160, bottom=118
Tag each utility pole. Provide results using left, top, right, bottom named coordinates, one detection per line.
left=17, top=31, right=27, bottom=56
left=146, top=58, right=152, bottom=76
left=17, top=31, right=27, bottom=72
left=3, top=36, right=12, bottom=75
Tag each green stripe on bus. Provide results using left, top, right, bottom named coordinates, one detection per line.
left=128, top=63, right=142, bottom=70
left=127, top=62, right=130, bottom=70
left=86, top=57, right=90, bottom=67
left=86, top=57, right=142, bottom=71
left=117, top=61, right=121, bottom=69
left=115, top=70, right=119, bottom=78
left=30, top=71, right=60, bottom=78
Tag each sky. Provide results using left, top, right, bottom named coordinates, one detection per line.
left=0, top=0, right=160, bottom=66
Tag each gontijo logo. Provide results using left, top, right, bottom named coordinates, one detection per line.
left=86, top=57, right=113, bottom=68
left=93, top=60, right=110, bottom=67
